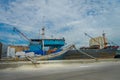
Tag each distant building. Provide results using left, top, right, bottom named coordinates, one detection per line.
left=7, top=45, right=29, bottom=58
left=0, top=43, right=29, bottom=58
left=0, top=42, right=8, bottom=58
left=2, top=44, right=8, bottom=58
left=9, top=45, right=29, bottom=52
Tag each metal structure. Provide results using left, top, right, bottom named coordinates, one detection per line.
left=13, top=27, right=30, bottom=42
left=85, top=33, right=108, bottom=49
left=84, top=33, right=101, bottom=46
left=42, top=27, right=45, bottom=55
left=102, top=32, right=107, bottom=48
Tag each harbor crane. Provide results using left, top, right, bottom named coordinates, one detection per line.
left=84, top=33, right=101, bottom=45
left=13, top=27, right=31, bottom=42
left=84, top=32, right=107, bottom=49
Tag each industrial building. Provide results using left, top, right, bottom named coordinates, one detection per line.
left=0, top=42, right=8, bottom=59
left=7, top=45, right=29, bottom=58
left=0, top=42, right=29, bottom=59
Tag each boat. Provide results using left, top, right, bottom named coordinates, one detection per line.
left=63, top=33, right=119, bottom=59
left=13, top=27, right=72, bottom=60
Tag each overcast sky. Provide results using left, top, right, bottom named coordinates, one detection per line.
left=0, top=0, right=120, bottom=47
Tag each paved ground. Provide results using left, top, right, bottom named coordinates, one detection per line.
left=0, top=61, right=120, bottom=80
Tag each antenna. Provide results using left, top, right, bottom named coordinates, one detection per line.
left=38, top=29, right=41, bottom=39
left=42, top=27, right=45, bottom=38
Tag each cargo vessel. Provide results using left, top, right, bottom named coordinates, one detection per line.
left=64, top=33, right=119, bottom=59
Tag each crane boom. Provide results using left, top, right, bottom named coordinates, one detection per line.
left=84, top=33, right=101, bottom=45
left=13, top=27, right=30, bottom=42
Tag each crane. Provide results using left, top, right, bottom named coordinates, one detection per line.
left=13, top=27, right=30, bottom=42
left=84, top=32, right=108, bottom=49
left=84, top=33, right=101, bottom=45
left=13, top=27, right=44, bottom=51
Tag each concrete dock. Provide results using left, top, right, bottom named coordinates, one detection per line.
left=0, top=58, right=120, bottom=69
left=0, top=59, right=120, bottom=80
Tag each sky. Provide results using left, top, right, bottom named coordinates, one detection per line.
left=0, top=0, right=120, bottom=47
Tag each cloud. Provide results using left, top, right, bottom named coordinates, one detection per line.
left=0, top=0, right=120, bottom=47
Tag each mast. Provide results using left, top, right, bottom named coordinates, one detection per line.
left=102, top=32, right=107, bottom=48
left=84, top=33, right=101, bottom=45
left=42, top=27, right=45, bottom=55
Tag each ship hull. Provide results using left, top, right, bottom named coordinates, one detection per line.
left=44, top=47, right=118, bottom=60
left=62, top=48, right=118, bottom=59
